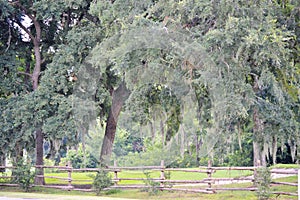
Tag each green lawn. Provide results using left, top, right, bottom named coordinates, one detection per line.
left=270, top=164, right=299, bottom=169
left=0, top=185, right=297, bottom=200
left=0, top=165, right=297, bottom=200
left=44, top=169, right=252, bottom=185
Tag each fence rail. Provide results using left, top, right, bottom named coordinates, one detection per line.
left=0, top=161, right=298, bottom=197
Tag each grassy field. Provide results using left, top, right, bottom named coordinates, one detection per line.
left=271, top=164, right=299, bottom=169
left=0, top=178, right=297, bottom=200
left=44, top=168, right=253, bottom=185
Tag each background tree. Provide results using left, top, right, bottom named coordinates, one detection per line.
left=0, top=0, right=100, bottom=184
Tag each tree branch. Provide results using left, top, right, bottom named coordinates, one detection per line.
left=12, top=19, right=35, bottom=42
left=18, top=71, right=32, bottom=77
left=33, top=19, right=41, bottom=43
left=11, top=1, right=39, bottom=43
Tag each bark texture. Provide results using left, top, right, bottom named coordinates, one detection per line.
left=252, top=75, right=266, bottom=167
left=100, top=82, right=130, bottom=164
left=34, top=129, right=45, bottom=185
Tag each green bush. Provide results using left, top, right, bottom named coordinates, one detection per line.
left=225, top=150, right=252, bottom=167
left=141, top=171, right=161, bottom=195
left=12, top=159, right=35, bottom=192
left=255, top=167, right=271, bottom=200
left=104, top=188, right=121, bottom=195
left=59, top=144, right=98, bottom=169
left=90, top=169, right=113, bottom=195
left=43, top=158, right=58, bottom=173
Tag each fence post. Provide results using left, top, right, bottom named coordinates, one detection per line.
left=160, top=160, right=165, bottom=189
left=207, top=160, right=212, bottom=189
left=114, top=160, right=118, bottom=186
left=298, top=168, right=300, bottom=199
left=67, top=161, right=73, bottom=190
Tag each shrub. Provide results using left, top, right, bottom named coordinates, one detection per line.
left=141, top=171, right=161, bottom=195
left=43, top=158, right=57, bottom=173
left=90, top=169, right=113, bottom=195
left=104, top=188, right=121, bottom=195
left=59, top=145, right=98, bottom=168
left=255, top=167, right=271, bottom=200
left=225, top=150, right=252, bottom=167
left=12, top=159, right=35, bottom=192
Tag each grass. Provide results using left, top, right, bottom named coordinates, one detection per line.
left=0, top=177, right=297, bottom=200
left=0, top=187, right=259, bottom=200
left=271, top=176, right=297, bottom=194
left=270, top=164, right=299, bottom=169
left=0, top=185, right=296, bottom=200
left=0, top=164, right=298, bottom=200
left=45, top=172, right=94, bottom=185
left=43, top=168, right=252, bottom=185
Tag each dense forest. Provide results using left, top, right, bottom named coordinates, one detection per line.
left=0, top=0, right=299, bottom=185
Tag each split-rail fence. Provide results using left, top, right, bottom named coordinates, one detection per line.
left=0, top=160, right=298, bottom=197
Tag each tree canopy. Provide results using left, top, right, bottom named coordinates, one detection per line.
left=0, top=0, right=299, bottom=173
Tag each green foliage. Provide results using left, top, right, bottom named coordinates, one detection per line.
left=168, top=153, right=199, bottom=168
left=113, top=128, right=144, bottom=158
left=90, top=169, right=113, bottom=195
left=255, top=167, right=271, bottom=200
left=104, top=188, right=121, bottom=195
left=226, top=150, right=252, bottom=167
left=141, top=171, right=161, bottom=195
left=59, top=144, right=98, bottom=169
left=11, top=159, right=35, bottom=192
left=43, top=159, right=57, bottom=173
left=114, top=139, right=180, bottom=167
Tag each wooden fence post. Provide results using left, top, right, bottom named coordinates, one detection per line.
left=67, top=161, right=73, bottom=190
left=207, top=160, right=212, bottom=189
left=160, top=160, right=165, bottom=188
left=114, top=160, right=118, bottom=186
left=298, top=168, right=300, bottom=199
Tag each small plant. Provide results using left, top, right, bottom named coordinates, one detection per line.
left=255, top=167, right=271, bottom=200
left=141, top=171, right=160, bottom=195
left=0, top=172, right=8, bottom=183
left=12, top=159, right=35, bottom=192
left=164, top=171, right=173, bottom=189
left=90, top=168, right=113, bottom=195
left=43, top=158, right=58, bottom=173
left=104, top=188, right=121, bottom=195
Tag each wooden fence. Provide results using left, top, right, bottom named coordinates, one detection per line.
left=0, top=161, right=298, bottom=197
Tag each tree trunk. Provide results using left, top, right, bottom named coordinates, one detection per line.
left=7, top=6, right=43, bottom=182
left=253, top=108, right=265, bottom=167
left=160, top=119, right=165, bottom=145
left=34, top=129, right=45, bottom=185
left=180, top=126, right=185, bottom=157
left=100, top=82, right=130, bottom=164
left=0, top=153, right=5, bottom=173
left=252, top=75, right=266, bottom=167
left=272, top=136, right=277, bottom=165
left=196, top=134, right=200, bottom=165
left=237, top=121, right=242, bottom=151
left=31, top=19, right=44, bottom=185
left=296, top=138, right=300, bottom=164
left=81, top=126, right=87, bottom=167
